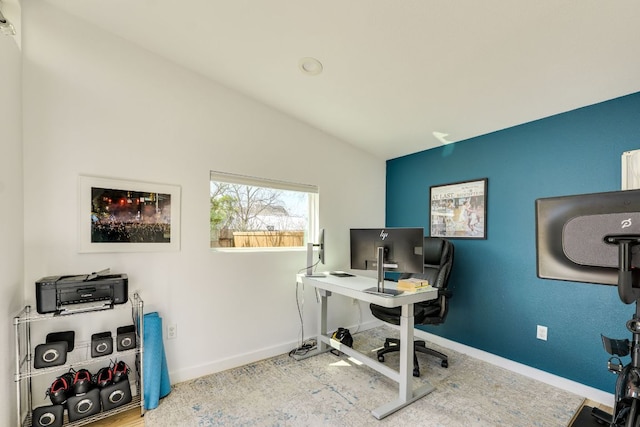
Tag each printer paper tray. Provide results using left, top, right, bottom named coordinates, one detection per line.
left=57, top=301, right=113, bottom=315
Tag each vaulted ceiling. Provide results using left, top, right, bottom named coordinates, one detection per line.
left=41, top=0, right=640, bottom=159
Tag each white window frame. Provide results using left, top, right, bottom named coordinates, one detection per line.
left=209, top=171, right=320, bottom=252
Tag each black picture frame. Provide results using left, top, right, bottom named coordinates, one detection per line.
left=429, top=178, right=487, bottom=239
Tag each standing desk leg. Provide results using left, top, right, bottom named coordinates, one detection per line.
left=399, top=303, right=414, bottom=400
left=317, top=290, right=330, bottom=353
left=371, top=303, right=435, bottom=420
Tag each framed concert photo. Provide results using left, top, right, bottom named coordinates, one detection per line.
left=429, top=178, right=487, bottom=239
left=78, top=175, right=181, bottom=253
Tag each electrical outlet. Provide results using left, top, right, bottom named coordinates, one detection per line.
left=167, top=324, right=177, bottom=340
left=536, top=325, right=548, bottom=341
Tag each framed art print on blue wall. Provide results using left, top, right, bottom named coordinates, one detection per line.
left=429, top=178, right=487, bottom=239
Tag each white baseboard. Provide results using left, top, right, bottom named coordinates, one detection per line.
left=169, top=320, right=614, bottom=407
left=413, top=328, right=614, bottom=407
left=169, top=340, right=301, bottom=384
left=169, top=319, right=381, bottom=384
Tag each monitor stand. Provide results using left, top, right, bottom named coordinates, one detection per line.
left=363, top=246, right=402, bottom=297
left=305, top=242, right=325, bottom=277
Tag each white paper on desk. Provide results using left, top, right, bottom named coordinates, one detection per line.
left=401, top=285, right=434, bottom=293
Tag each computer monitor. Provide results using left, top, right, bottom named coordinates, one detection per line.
left=535, top=189, right=640, bottom=303
left=318, top=228, right=325, bottom=264
left=350, top=227, right=424, bottom=274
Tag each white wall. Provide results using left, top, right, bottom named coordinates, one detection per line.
left=21, top=0, right=385, bottom=395
left=0, top=28, right=23, bottom=425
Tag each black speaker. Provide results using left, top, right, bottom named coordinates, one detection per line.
left=116, top=325, right=136, bottom=351
left=34, top=342, right=67, bottom=369
left=46, top=331, right=75, bottom=352
left=67, top=388, right=101, bottom=422
left=31, top=404, right=64, bottom=427
left=91, top=331, right=113, bottom=358
left=100, top=377, right=132, bottom=411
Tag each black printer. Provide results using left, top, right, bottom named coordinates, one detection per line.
left=36, top=270, right=128, bottom=314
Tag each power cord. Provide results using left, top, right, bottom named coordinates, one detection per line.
left=289, top=263, right=320, bottom=357
left=288, top=338, right=317, bottom=357
left=289, top=261, right=362, bottom=356
left=304, top=258, right=321, bottom=276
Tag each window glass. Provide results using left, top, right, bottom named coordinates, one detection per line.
left=210, top=171, right=319, bottom=249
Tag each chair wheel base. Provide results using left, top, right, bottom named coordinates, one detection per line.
left=375, top=337, right=449, bottom=377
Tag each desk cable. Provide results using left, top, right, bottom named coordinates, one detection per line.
left=289, top=263, right=320, bottom=357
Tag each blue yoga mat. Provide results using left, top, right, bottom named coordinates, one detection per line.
left=144, top=312, right=171, bottom=409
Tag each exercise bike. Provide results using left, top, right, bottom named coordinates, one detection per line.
left=592, top=237, right=640, bottom=427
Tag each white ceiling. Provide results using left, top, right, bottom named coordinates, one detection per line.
left=40, top=0, right=640, bottom=159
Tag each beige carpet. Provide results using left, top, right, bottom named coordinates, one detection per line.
left=144, top=326, right=584, bottom=426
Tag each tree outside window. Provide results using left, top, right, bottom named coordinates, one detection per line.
left=210, top=172, right=318, bottom=249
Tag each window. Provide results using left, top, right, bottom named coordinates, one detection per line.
left=210, top=171, right=319, bottom=249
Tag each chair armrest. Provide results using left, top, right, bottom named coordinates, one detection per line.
left=438, top=289, right=453, bottom=298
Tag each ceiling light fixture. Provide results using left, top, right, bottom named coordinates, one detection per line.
left=298, top=57, right=323, bottom=76
left=432, top=131, right=452, bottom=145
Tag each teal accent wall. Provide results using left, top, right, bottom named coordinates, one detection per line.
left=386, top=92, right=640, bottom=392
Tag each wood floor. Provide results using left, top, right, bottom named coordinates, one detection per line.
left=567, top=399, right=612, bottom=426
left=88, top=408, right=144, bottom=427
left=585, top=398, right=613, bottom=414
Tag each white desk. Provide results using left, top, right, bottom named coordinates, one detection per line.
left=297, top=273, right=438, bottom=419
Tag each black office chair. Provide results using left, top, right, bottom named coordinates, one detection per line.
left=369, top=237, right=454, bottom=377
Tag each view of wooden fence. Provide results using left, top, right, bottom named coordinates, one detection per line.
left=232, top=231, right=304, bottom=247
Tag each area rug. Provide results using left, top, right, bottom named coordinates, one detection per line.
left=143, top=326, right=584, bottom=426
